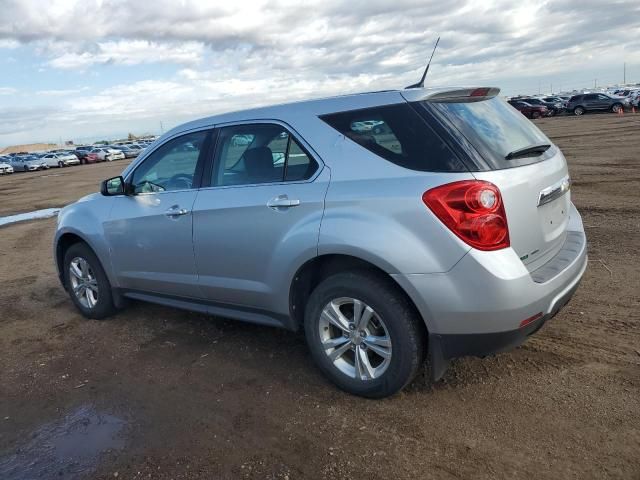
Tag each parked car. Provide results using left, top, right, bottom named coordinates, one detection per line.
left=41, top=152, right=81, bottom=168
left=9, top=155, right=48, bottom=171
left=567, top=93, right=629, bottom=115
left=508, top=100, right=549, bottom=119
left=542, top=96, right=568, bottom=108
left=90, top=147, right=125, bottom=161
left=0, top=159, right=14, bottom=174
left=520, top=97, right=562, bottom=116
left=85, top=152, right=102, bottom=164
left=54, top=86, right=587, bottom=398
left=75, top=146, right=95, bottom=162
left=111, top=145, right=140, bottom=158
left=128, top=144, right=146, bottom=152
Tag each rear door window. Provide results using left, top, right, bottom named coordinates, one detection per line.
left=320, top=104, right=466, bottom=172
left=211, top=124, right=318, bottom=187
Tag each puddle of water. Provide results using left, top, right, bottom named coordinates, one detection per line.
left=0, top=405, right=127, bottom=480
left=0, top=208, right=60, bottom=227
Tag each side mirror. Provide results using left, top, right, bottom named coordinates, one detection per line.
left=100, top=176, right=126, bottom=196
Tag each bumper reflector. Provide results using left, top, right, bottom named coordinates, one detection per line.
left=519, top=312, right=543, bottom=329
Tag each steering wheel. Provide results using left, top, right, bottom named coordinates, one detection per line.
left=166, top=173, right=193, bottom=190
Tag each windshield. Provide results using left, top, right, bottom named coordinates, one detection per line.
left=425, top=97, right=555, bottom=169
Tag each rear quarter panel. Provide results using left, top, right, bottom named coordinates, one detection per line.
left=317, top=135, right=473, bottom=274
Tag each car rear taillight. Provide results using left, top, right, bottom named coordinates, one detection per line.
left=422, top=180, right=510, bottom=251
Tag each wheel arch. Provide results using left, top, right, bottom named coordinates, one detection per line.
left=288, top=253, right=429, bottom=335
left=55, top=232, right=92, bottom=286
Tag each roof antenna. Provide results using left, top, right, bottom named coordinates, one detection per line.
left=405, top=37, right=440, bottom=89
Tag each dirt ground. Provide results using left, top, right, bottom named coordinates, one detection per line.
left=0, top=114, right=639, bottom=479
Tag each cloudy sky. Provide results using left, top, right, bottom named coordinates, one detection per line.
left=0, top=0, right=639, bottom=146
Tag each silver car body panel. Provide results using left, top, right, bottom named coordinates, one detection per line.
left=393, top=202, right=586, bottom=335
left=55, top=87, right=587, bottom=343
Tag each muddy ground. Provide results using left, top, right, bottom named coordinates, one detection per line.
left=0, top=114, right=639, bottom=479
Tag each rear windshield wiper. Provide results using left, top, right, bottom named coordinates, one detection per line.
left=505, top=144, right=551, bottom=160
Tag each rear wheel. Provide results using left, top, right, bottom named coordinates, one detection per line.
left=63, top=243, right=117, bottom=319
left=304, top=271, right=425, bottom=398
left=574, top=106, right=585, bottom=116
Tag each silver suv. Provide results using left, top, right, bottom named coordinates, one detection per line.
left=54, top=87, right=587, bottom=398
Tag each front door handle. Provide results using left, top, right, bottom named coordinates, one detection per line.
left=267, top=195, right=301, bottom=210
left=165, top=205, right=190, bottom=217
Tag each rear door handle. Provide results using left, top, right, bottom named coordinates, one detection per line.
left=165, top=205, right=190, bottom=217
left=267, top=195, right=301, bottom=209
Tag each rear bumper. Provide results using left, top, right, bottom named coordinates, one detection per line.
left=431, top=271, right=582, bottom=360
left=392, top=206, right=587, bottom=378
left=393, top=230, right=587, bottom=335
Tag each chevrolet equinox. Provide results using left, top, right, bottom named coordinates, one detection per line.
left=54, top=87, right=587, bottom=398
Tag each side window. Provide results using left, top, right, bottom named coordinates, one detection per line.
left=285, top=139, right=314, bottom=181
left=131, top=130, right=208, bottom=194
left=212, top=124, right=318, bottom=186
left=320, top=104, right=465, bottom=172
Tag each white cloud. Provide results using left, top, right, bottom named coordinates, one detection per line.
left=47, top=40, right=204, bottom=69
left=0, top=0, right=640, bottom=145
left=0, top=39, right=19, bottom=49
left=36, top=87, right=90, bottom=96
left=0, top=87, right=17, bottom=95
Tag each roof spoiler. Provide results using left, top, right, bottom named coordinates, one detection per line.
left=401, top=87, right=501, bottom=103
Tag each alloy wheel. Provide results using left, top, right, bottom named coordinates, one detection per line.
left=318, top=297, right=392, bottom=381
left=69, top=257, right=99, bottom=309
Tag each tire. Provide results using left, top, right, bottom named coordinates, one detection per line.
left=63, top=242, right=117, bottom=320
left=304, top=271, right=425, bottom=398
left=24, top=165, right=29, bottom=172
left=548, top=109, right=556, bottom=117
left=58, top=161, right=64, bottom=168
left=574, top=106, right=585, bottom=116
left=532, top=111, right=541, bottom=119
left=611, top=103, right=623, bottom=113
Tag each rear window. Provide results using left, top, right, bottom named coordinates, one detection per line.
left=320, top=103, right=466, bottom=172
left=423, top=97, right=555, bottom=169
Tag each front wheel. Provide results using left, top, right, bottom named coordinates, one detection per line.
left=304, top=271, right=425, bottom=398
left=63, top=243, right=117, bottom=319
left=612, top=103, right=623, bottom=113
left=58, top=161, right=64, bottom=168
left=532, top=111, right=541, bottom=119
left=574, top=106, right=585, bottom=116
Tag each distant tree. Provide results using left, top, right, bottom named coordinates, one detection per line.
left=128, top=133, right=137, bottom=141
